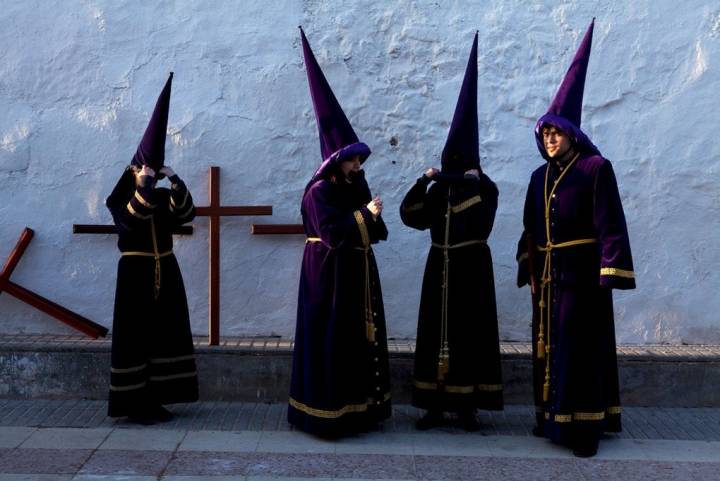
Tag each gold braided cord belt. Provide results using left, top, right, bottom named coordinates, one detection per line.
left=121, top=250, right=173, bottom=299
left=431, top=239, right=487, bottom=250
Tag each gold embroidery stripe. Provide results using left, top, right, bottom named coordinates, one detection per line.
left=450, top=195, right=482, bottom=214
left=175, top=203, right=195, bottom=219
left=517, top=252, right=528, bottom=263
left=542, top=407, right=622, bottom=423
left=414, top=380, right=502, bottom=393
left=600, top=267, right=635, bottom=279
left=402, top=202, right=424, bottom=213
left=446, top=385, right=475, bottom=394
left=353, top=210, right=370, bottom=247
left=476, top=383, right=504, bottom=392
left=110, top=381, right=147, bottom=392
left=149, top=354, right=195, bottom=364
left=289, top=395, right=389, bottom=419
left=573, top=412, right=606, bottom=421
left=149, top=371, right=197, bottom=382
left=134, top=191, right=155, bottom=208
left=170, top=189, right=188, bottom=210
left=306, top=237, right=322, bottom=243
left=127, top=203, right=151, bottom=220
left=111, top=363, right=147, bottom=374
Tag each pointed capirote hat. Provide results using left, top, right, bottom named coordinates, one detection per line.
left=441, top=31, right=480, bottom=175
left=535, top=19, right=600, bottom=159
left=299, top=27, right=370, bottom=184
left=131, top=72, right=173, bottom=171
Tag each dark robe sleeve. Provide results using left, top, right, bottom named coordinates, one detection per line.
left=593, top=160, right=636, bottom=290
left=399, top=175, right=432, bottom=230
left=305, top=181, right=372, bottom=249
left=469, top=174, right=498, bottom=239
left=368, top=215, right=389, bottom=242
left=109, top=175, right=158, bottom=232
left=516, top=179, right=533, bottom=288
left=167, top=176, right=197, bottom=226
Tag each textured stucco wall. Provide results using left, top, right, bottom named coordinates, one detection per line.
left=0, top=1, right=718, bottom=344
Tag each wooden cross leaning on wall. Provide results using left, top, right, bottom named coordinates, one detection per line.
left=0, top=228, right=108, bottom=338
left=74, top=166, right=273, bottom=346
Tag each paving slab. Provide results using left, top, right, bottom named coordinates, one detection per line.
left=0, top=429, right=35, bottom=449
left=19, top=428, right=111, bottom=450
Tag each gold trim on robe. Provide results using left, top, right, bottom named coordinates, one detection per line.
left=414, top=379, right=503, bottom=393
left=401, top=202, right=424, bottom=213
left=450, top=195, right=482, bottom=214
left=600, top=267, right=634, bottom=279
left=543, top=406, right=623, bottom=423
left=289, top=392, right=391, bottom=419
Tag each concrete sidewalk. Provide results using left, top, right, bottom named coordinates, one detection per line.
left=0, top=400, right=718, bottom=480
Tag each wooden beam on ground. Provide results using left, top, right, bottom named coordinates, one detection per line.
left=73, top=224, right=193, bottom=235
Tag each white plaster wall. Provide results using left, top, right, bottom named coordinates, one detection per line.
left=0, top=1, right=718, bottom=344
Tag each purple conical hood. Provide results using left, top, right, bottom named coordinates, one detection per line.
left=132, top=72, right=173, bottom=171
left=535, top=20, right=600, bottom=159
left=441, top=32, right=480, bottom=174
left=300, top=27, right=370, bottom=183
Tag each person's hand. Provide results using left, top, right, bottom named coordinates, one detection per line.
left=367, top=196, right=383, bottom=219
left=424, top=168, right=440, bottom=179
left=464, top=169, right=479, bottom=179
left=159, top=166, right=176, bottom=178
left=139, top=165, right=156, bottom=178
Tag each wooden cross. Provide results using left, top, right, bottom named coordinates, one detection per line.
left=250, top=224, right=304, bottom=235
left=195, top=166, right=272, bottom=345
left=0, top=228, right=108, bottom=338
left=74, top=166, right=273, bottom=346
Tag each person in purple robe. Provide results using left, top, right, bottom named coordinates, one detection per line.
left=400, top=33, right=503, bottom=431
left=105, top=73, right=198, bottom=424
left=516, top=19, right=636, bottom=457
left=287, top=28, right=391, bottom=437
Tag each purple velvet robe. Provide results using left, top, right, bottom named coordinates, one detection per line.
left=516, top=153, right=635, bottom=444
left=401, top=174, right=503, bottom=412
left=288, top=172, right=391, bottom=436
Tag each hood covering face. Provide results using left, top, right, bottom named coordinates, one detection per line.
left=535, top=19, right=600, bottom=160
left=131, top=72, right=173, bottom=171
left=441, top=32, right=481, bottom=175
left=299, top=27, right=371, bottom=187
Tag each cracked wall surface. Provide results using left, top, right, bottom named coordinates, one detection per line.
left=0, top=1, right=718, bottom=344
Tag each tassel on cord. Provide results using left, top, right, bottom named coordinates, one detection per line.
left=154, top=257, right=161, bottom=299
left=437, top=352, right=449, bottom=381
left=366, top=319, right=375, bottom=343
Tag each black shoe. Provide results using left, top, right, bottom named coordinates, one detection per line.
left=361, top=420, right=382, bottom=433
left=532, top=425, right=545, bottom=437
left=415, top=411, right=444, bottom=431
left=153, top=405, right=175, bottom=423
left=127, top=409, right=156, bottom=425
left=572, top=439, right=599, bottom=458
left=458, top=411, right=481, bottom=432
